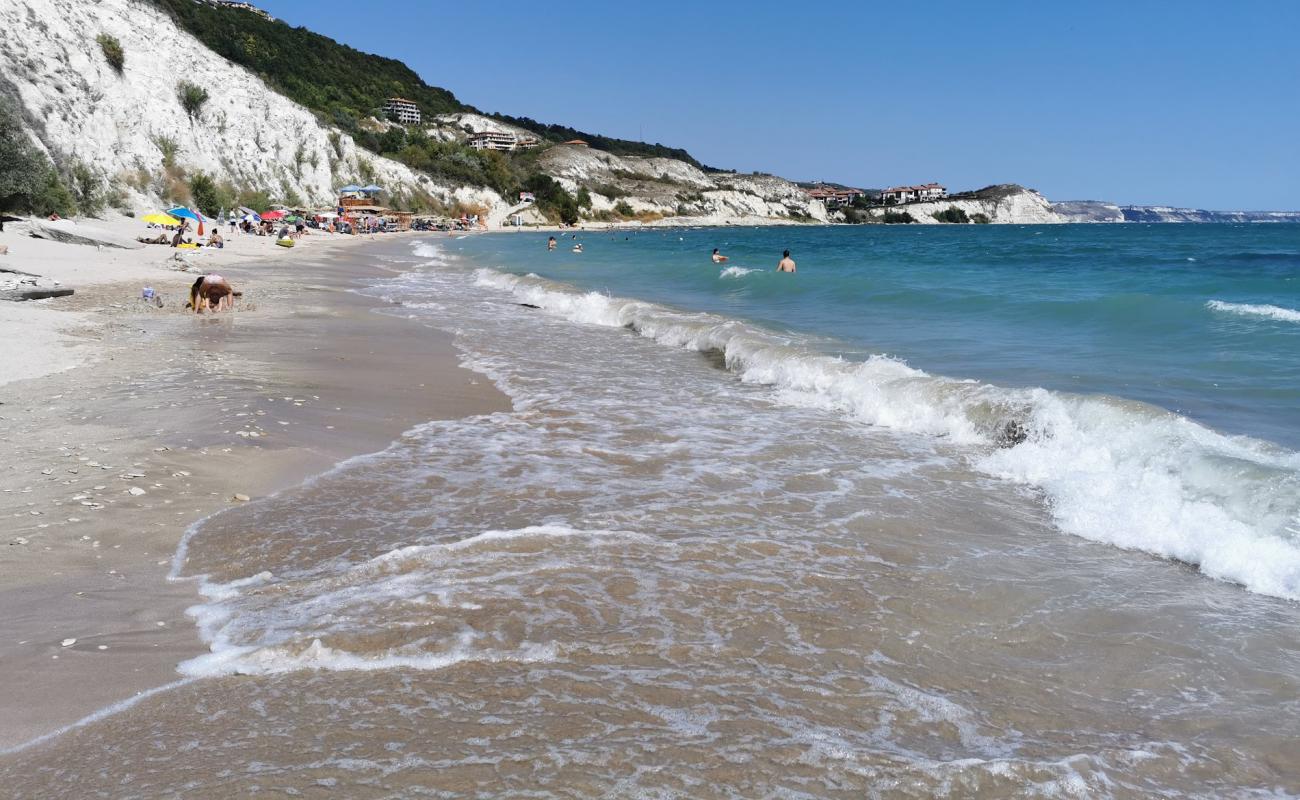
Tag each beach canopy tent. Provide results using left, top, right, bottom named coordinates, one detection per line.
left=141, top=212, right=180, bottom=226
left=261, top=210, right=286, bottom=220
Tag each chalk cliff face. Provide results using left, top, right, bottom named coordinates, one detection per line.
left=858, top=186, right=1065, bottom=224
left=1051, top=200, right=1125, bottom=223
left=0, top=0, right=503, bottom=215
left=1120, top=206, right=1300, bottom=224
left=537, top=145, right=830, bottom=225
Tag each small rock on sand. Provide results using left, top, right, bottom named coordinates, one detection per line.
left=60, top=638, right=76, bottom=647
left=233, top=493, right=250, bottom=502
left=128, top=486, right=147, bottom=496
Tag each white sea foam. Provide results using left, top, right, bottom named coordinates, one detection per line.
left=473, top=268, right=1300, bottom=599
left=179, top=525, right=638, bottom=678
left=1206, top=300, right=1300, bottom=323
left=719, top=265, right=759, bottom=278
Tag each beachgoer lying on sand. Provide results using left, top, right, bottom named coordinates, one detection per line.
left=186, top=274, right=241, bottom=313
left=712, top=248, right=728, bottom=263
left=137, top=233, right=171, bottom=245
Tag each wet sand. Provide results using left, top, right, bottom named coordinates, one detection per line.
left=0, top=236, right=508, bottom=750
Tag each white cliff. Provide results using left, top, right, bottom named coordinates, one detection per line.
left=537, top=145, right=829, bottom=225
left=0, top=0, right=504, bottom=216
left=856, top=185, right=1065, bottom=225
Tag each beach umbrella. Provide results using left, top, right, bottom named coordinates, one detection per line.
left=360, top=184, right=383, bottom=193
left=285, top=215, right=303, bottom=223
left=141, top=212, right=180, bottom=226
left=236, top=206, right=261, bottom=222
left=261, top=210, right=286, bottom=220
left=165, top=207, right=211, bottom=236
left=337, top=184, right=362, bottom=193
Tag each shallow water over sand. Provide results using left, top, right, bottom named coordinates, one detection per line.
left=5, top=238, right=1298, bottom=797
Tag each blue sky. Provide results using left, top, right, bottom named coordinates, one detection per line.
left=258, top=0, right=1298, bottom=209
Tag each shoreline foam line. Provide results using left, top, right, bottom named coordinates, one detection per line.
left=0, top=679, right=196, bottom=756
left=465, top=260, right=1300, bottom=601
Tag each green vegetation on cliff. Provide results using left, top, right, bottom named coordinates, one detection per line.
left=150, top=0, right=705, bottom=166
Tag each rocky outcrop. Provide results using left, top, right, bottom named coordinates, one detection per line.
left=21, top=218, right=144, bottom=249
left=0, top=0, right=504, bottom=215
left=857, top=185, right=1064, bottom=225
left=537, top=145, right=829, bottom=225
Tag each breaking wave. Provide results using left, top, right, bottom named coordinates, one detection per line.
left=474, top=268, right=1300, bottom=600
left=1206, top=300, right=1300, bottom=324
left=719, top=265, right=760, bottom=279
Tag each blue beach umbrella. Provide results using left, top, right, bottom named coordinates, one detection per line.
left=166, top=206, right=213, bottom=235
left=360, top=184, right=383, bottom=194
left=337, top=184, right=362, bottom=193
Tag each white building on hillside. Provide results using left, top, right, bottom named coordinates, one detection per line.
left=881, top=183, right=947, bottom=204
left=469, top=131, right=516, bottom=151
left=383, top=97, right=421, bottom=125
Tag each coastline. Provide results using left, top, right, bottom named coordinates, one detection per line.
left=0, top=221, right=509, bottom=750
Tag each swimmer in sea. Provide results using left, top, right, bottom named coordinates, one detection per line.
left=547, top=236, right=557, bottom=251
left=573, top=243, right=584, bottom=253
left=712, top=248, right=728, bottom=263
left=776, top=250, right=796, bottom=273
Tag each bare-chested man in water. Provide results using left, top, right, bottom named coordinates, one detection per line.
left=776, top=250, right=796, bottom=273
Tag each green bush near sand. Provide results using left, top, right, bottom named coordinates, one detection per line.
left=0, top=95, right=76, bottom=217
left=881, top=210, right=916, bottom=224
left=972, top=212, right=991, bottom=224
left=97, top=33, right=125, bottom=74
left=522, top=174, right=579, bottom=225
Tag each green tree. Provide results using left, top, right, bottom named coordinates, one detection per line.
left=0, top=95, right=76, bottom=216
left=931, top=206, right=970, bottom=224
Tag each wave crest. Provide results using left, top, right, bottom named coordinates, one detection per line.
left=475, top=268, right=1300, bottom=599
left=1207, top=300, right=1300, bottom=323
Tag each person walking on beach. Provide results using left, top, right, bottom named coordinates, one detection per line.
left=776, top=250, right=796, bottom=273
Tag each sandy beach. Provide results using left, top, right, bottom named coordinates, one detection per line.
left=0, top=218, right=508, bottom=750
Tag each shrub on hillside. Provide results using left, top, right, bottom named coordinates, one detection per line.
left=0, top=95, right=76, bottom=216
left=97, top=33, right=125, bottom=74
left=881, top=210, right=915, bottom=224
left=971, top=212, right=991, bottom=224
left=521, top=173, right=579, bottom=225
left=177, top=81, right=209, bottom=120
left=188, top=171, right=238, bottom=216
left=614, top=200, right=634, bottom=217
left=932, top=206, right=970, bottom=224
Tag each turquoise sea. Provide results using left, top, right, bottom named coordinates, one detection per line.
left=458, top=224, right=1300, bottom=448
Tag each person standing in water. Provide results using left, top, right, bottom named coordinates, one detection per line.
left=547, top=236, right=557, bottom=251
left=776, top=250, right=796, bottom=273
left=712, top=248, right=728, bottom=263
